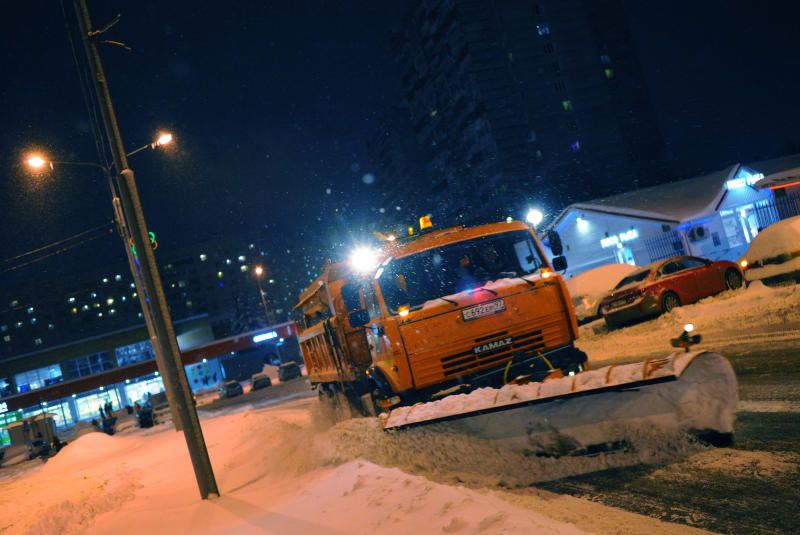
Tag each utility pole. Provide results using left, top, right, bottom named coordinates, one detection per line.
left=73, top=0, right=219, bottom=499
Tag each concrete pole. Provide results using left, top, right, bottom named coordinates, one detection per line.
left=73, top=0, right=218, bottom=498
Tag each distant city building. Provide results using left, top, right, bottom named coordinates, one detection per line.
left=0, top=237, right=300, bottom=360
left=370, top=0, right=671, bottom=231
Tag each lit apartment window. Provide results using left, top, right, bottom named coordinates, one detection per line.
left=34, top=338, right=43, bottom=346
left=200, top=254, right=208, bottom=261
left=26, top=307, right=34, bottom=314
left=600, top=54, right=612, bottom=65
left=605, top=68, right=614, bottom=79
left=562, top=100, right=573, bottom=111
left=536, top=24, right=550, bottom=36
left=571, top=140, right=582, bottom=152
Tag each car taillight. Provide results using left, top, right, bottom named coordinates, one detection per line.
left=739, top=259, right=748, bottom=269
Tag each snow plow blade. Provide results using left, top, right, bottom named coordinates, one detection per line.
left=380, top=351, right=737, bottom=454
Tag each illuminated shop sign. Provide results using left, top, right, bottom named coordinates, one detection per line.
left=0, top=401, right=7, bottom=414
left=726, top=172, right=764, bottom=190
left=252, top=331, right=278, bottom=343
left=600, top=229, right=639, bottom=248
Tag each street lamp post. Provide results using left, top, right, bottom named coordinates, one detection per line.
left=254, top=265, right=275, bottom=325
left=71, top=0, right=218, bottom=499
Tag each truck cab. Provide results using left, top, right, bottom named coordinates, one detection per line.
left=296, top=221, right=586, bottom=413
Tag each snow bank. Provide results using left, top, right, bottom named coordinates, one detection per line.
left=566, top=264, right=639, bottom=301
left=0, top=397, right=713, bottom=535
left=578, top=281, right=800, bottom=362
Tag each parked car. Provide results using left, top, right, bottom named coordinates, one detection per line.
left=250, top=373, right=272, bottom=390
left=599, top=255, right=744, bottom=329
left=278, top=361, right=302, bottom=382
left=565, top=263, right=638, bottom=323
left=219, top=380, right=243, bottom=399
left=738, top=215, right=800, bottom=286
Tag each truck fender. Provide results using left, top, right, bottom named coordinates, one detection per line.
left=367, top=363, right=400, bottom=398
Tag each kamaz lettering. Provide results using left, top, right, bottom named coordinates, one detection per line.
left=473, top=337, right=513, bottom=355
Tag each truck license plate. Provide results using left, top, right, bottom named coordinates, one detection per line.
left=462, top=299, right=506, bottom=321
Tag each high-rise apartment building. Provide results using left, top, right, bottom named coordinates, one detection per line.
left=372, top=0, right=670, bottom=230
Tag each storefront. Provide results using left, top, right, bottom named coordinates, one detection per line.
left=547, top=156, right=800, bottom=276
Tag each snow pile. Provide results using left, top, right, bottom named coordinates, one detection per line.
left=565, top=263, right=638, bottom=318
left=579, top=281, right=800, bottom=362
left=0, top=398, right=712, bottom=535
left=739, top=215, right=800, bottom=281
left=741, top=215, right=800, bottom=261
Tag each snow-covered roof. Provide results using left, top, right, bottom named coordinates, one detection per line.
left=551, top=165, right=738, bottom=227
left=548, top=153, right=800, bottom=230
left=749, top=153, right=800, bottom=189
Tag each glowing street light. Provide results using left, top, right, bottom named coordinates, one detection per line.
left=23, top=132, right=175, bottom=174
left=253, top=265, right=274, bottom=324
left=525, top=208, right=544, bottom=227
left=156, top=132, right=173, bottom=146
left=27, top=155, right=48, bottom=170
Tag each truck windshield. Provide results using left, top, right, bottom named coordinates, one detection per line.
left=377, top=230, right=547, bottom=313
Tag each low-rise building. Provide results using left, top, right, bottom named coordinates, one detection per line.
left=547, top=155, right=800, bottom=275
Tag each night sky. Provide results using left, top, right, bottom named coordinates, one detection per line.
left=2, top=0, right=799, bottom=290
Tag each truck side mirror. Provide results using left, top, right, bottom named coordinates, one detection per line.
left=547, top=230, right=563, bottom=256
left=348, top=309, right=370, bottom=328
left=552, top=255, right=568, bottom=272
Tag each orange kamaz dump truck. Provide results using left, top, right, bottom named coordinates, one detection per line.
left=295, top=220, right=587, bottom=415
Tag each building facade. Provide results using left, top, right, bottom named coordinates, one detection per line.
left=371, top=0, right=670, bottom=232
left=547, top=155, right=800, bottom=275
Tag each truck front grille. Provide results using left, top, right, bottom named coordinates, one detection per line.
left=440, top=329, right=545, bottom=377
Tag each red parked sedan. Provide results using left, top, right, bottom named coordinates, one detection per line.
left=599, top=256, right=744, bottom=329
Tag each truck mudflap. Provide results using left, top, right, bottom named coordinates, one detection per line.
left=380, top=351, right=738, bottom=455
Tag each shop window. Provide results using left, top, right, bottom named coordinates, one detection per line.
left=115, top=340, right=156, bottom=367
left=75, top=390, right=122, bottom=421
left=14, top=364, right=63, bottom=393
left=62, top=352, right=116, bottom=380
left=0, top=377, right=12, bottom=397
left=125, top=376, right=165, bottom=405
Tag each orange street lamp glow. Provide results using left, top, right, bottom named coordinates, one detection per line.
left=27, top=155, right=47, bottom=169
left=254, top=265, right=264, bottom=276
left=156, top=133, right=173, bottom=146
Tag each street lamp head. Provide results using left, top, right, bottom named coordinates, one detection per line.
left=155, top=132, right=173, bottom=147
left=26, top=154, right=49, bottom=170
left=254, top=265, right=264, bottom=276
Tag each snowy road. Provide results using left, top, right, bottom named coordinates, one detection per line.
left=537, top=347, right=800, bottom=535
